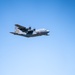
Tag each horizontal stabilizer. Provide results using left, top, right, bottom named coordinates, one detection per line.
left=10, top=32, right=19, bottom=35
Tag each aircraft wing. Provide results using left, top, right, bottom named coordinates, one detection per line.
left=15, top=24, right=28, bottom=32
left=15, top=24, right=27, bottom=29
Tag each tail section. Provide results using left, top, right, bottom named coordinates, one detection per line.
left=10, top=26, right=20, bottom=35
left=15, top=26, right=20, bottom=33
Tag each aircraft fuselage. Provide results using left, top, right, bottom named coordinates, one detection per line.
left=10, top=29, right=49, bottom=38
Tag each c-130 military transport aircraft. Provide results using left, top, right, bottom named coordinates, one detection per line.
left=10, top=24, right=50, bottom=38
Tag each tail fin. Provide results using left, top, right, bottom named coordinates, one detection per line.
left=15, top=26, right=19, bottom=33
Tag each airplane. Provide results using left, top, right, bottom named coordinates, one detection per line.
left=10, top=24, right=50, bottom=38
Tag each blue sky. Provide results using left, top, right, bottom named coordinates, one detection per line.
left=0, top=0, right=75, bottom=75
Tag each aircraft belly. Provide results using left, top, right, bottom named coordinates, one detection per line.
left=10, top=32, right=48, bottom=38
left=29, top=33, right=43, bottom=37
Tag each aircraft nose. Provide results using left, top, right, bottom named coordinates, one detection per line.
left=47, top=30, right=50, bottom=33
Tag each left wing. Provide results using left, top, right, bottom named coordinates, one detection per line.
left=15, top=24, right=31, bottom=32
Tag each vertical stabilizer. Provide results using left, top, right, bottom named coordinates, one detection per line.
left=15, top=26, right=20, bottom=33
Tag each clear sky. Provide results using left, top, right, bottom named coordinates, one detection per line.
left=0, top=0, right=75, bottom=75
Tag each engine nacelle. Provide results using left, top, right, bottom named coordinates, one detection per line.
left=33, top=29, right=35, bottom=31
left=28, top=27, right=31, bottom=30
